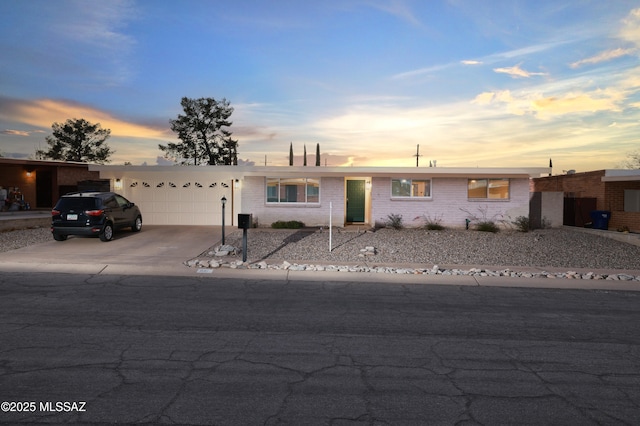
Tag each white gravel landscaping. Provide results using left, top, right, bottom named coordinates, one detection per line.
left=188, top=227, right=640, bottom=281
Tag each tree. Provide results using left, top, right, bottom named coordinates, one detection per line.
left=289, top=142, right=293, bottom=166
left=159, top=97, right=238, bottom=165
left=37, top=118, right=113, bottom=163
left=619, top=151, right=640, bottom=169
left=303, top=144, right=307, bottom=166
left=315, top=143, right=320, bottom=166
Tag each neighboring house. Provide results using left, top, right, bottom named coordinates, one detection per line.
left=90, top=165, right=549, bottom=228
left=0, top=158, right=102, bottom=209
left=532, top=169, right=640, bottom=232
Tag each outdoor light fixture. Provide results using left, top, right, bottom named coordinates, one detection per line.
left=234, top=179, right=240, bottom=189
left=221, top=196, right=227, bottom=245
left=114, top=178, right=123, bottom=190
left=26, top=171, right=32, bottom=177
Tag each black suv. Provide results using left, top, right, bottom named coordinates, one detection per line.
left=51, top=192, right=142, bottom=242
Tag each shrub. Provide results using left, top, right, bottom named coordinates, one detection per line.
left=426, top=222, right=445, bottom=230
left=385, top=213, right=404, bottom=230
left=271, top=220, right=305, bottom=229
left=476, top=221, right=499, bottom=233
left=414, top=213, right=446, bottom=230
left=512, top=216, right=530, bottom=232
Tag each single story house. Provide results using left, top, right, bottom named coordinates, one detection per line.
left=532, top=169, right=640, bottom=232
left=90, top=165, right=549, bottom=228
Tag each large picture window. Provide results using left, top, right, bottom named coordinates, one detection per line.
left=468, top=178, right=510, bottom=199
left=391, top=179, right=431, bottom=197
left=266, top=178, right=320, bottom=203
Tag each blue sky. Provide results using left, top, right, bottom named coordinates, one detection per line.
left=1, top=0, right=639, bottom=172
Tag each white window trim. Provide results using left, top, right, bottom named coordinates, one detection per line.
left=390, top=178, right=433, bottom=199
left=467, top=178, right=511, bottom=201
left=266, top=177, right=321, bottom=204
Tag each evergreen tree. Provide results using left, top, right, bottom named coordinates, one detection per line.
left=37, top=118, right=113, bottom=164
left=160, top=97, right=238, bottom=165
left=289, top=142, right=293, bottom=166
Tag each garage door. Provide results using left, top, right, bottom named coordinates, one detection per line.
left=121, top=177, right=237, bottom=225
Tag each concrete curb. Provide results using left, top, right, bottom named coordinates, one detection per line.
left=1, top=261, right=639, bottom=292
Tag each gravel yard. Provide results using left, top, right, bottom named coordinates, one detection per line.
left=2, top=225, right=640, bottom=271
left=220, top=227, right=640, bottom=270
left=0, top=226, right=51, bottom=253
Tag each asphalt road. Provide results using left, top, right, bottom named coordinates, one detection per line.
left=1, top=272, right=639, bottom=425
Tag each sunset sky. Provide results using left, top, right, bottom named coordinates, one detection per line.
left=1, top=0, right=639, bottom=172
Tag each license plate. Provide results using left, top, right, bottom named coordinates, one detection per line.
left=67, top=214, right=78, bottom=220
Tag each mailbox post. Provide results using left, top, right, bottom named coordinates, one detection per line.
left=238, top=214, right=252, bottom=262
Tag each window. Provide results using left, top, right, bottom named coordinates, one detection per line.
left=266, top=178, right=320, bottom=203
left=624, top=190, right=640, bottom=212
left=391, top=179, right=431, bottom=197
left=468, top=179, right=510, bottom=199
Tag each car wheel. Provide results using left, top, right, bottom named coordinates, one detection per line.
left=53, top=233, right=67, bottom=241
left=100, top=223, right=114, bottom=242
left=132, top=215, right=142, bottom=232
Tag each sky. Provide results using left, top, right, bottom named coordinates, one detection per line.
left=1, top=0, right=639, bottom=172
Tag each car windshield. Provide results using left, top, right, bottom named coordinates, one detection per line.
left=55, top=197, right=99, bottom=211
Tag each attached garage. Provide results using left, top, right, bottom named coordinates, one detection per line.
left=90, top=166, right=244, bottom=226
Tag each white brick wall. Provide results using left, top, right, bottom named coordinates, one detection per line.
left=241, top=176, right=344, bottom=227
left=372, top=177, right=530, bottom=228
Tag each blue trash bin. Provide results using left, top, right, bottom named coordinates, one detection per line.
left=589, top=210, right=611, bottom=230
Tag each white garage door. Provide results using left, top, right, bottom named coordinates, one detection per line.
left=120, top=176, right=238, bottom=225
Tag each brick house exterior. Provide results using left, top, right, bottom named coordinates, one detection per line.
left=532, top=170, right=640, bottom=232
left=0, top=158, right=101, bottom=210
left=92, top=165, right=549, bottom=228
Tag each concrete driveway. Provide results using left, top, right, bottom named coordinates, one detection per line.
left=1, top=224, right=640, bottom=291
left=0, top=225, right=221, bottom=273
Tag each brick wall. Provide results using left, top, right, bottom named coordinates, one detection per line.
left=533, top=170, right=640, bottom=231
left=532, top=170, right=606, bottom=208
left=241, top=176, right=344, bottom=227
left=607, top=181, right=640, bottom=231
left=372, top=177, right=531, bottom=228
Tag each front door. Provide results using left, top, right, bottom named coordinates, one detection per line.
left=346, top=180, right=365, bottom=223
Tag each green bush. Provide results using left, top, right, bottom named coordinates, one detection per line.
left=476, top=221, right=499, bottom=233
left=385, top=213, right=404, bottom=230
left=271, top=220, right=305, bottom=229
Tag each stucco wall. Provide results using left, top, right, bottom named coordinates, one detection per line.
left=371, top=177, right=531, bottom=228
left=241, top=176, right=344, bottom=227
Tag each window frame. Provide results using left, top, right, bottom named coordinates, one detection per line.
left=467, top=178, right=510, bottom=200
left=266, top=177, right=321, bottom=204
left=390, top=178, right=432, bottom=199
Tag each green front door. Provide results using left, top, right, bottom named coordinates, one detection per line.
left=346, top=180, right=366, bottom=223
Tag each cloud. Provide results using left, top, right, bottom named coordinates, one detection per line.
left=0, top=97, right=171, bottom=140
left=493, top=64, right=547, bottom=78
left=2, top=129, right=31, bottom=137
left=620, top=8, right=640, bottom=47
left=461, top=60, right=482, bottom=65
left=362, top=0, right=423, bottom=28
left=532, top=91, right=623, bottom=118
left=50, top=0, right=139, bottom=84
left=473, top=87, right=625, bottom=119
left=570, top=47, right=636, bottom=68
